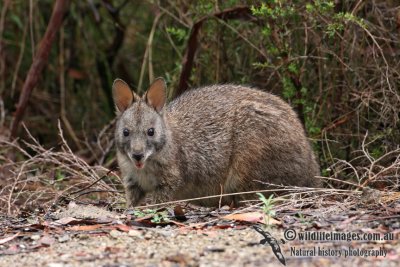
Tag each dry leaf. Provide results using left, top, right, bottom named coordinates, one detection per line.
left=223, top=212, right=280, bottom=224
left=68, top=68, right=86, bottom=80
left=115, top=224, right=135, bottom=232
left=173, top=205, right=187, bottom=221
left=52, top=217, right=81, bottom=226
left=0, top=233, right=19, bottom=245
left=67, top=224, right=103, bottom=231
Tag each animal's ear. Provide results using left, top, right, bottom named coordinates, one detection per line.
left=144, top=77, right=166, bottom=112
left=112, top=79, right=135, bottom=113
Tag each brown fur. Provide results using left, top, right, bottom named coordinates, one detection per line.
left=113, top=79, right=320, bottom=207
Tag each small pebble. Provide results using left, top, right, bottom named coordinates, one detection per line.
left=58, top=235, right=70, bottom=243
left=31, top=234, right=41, bottom=241
left=128, top=230, right=142, bottom=238
left=109, top=229, right=122, bottom=238
left=144, top=232, right=153, bottom=240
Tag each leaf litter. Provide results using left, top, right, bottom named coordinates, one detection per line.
left=0, top=190, right=399, bottom=267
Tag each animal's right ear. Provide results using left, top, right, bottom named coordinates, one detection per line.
left=112, top=79, right=135, bottom=113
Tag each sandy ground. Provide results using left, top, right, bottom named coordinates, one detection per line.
left=1, top=225, right=398, bottom=267
left=1, top=201, right=399, bottom=267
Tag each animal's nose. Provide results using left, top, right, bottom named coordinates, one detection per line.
left=132, top=153, right=144, bottom=161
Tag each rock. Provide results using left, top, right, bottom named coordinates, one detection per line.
left=57, top=235, right=70, bottom=243
left=144, top=231, right=153, bottom=240
left=109, top=229, right=122, bottom=239
left=30, top=234, right=41, bottom=241
left=128, top=230, right=142, bottom=238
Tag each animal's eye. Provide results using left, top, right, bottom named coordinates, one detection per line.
left=147, top=128, right=155, bottom=136
left=123, top=128, right=129, bottom=137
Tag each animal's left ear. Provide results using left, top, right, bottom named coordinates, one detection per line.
left=144, top=77, right=166, bottom=112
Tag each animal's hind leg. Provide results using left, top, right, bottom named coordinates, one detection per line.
left=223, top=167, right=251, bottom=206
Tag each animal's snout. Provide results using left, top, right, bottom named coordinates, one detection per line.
left=132, top=153, right=144, bottom=161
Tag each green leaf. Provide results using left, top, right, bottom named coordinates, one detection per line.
left=10, top=13, right=23, bottom=30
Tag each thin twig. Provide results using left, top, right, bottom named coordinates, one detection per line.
left=59, top=26, right=83, bottom=150
left=134, top=187, right=350, bottom=209
left=138, top=11, right=163, bottom=92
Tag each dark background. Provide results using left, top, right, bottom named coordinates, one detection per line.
left=1, top=0, right=399, bottom=186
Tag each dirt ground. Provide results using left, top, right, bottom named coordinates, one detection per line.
left=1, top=200, right=399, bottom=267
left=1, top=227, right=398, bottom=267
